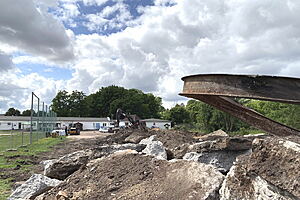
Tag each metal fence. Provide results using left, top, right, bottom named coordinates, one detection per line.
left=0, top=92, right=57, bottom=151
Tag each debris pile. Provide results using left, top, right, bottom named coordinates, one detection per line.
left=8, top=129, right=300, bottom=200
left=220, top=138, right=300, bottom=199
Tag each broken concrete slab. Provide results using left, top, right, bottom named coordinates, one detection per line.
left=219, top=138, right=300, bottom=199
left=188, top=137, right=252, bottom=153
left=93, top=143, right=146, bottom=156
left=44, top=144, right=146, bottom=180
left=37, top=153, right=224, bottom=200
left=142, top=141, right=167, bottom=160
left=44, top=150, right=93, bottom=180
left=183, top=150, right=250, bottom=173
left=8, top=174, right=61, bottom=200
left=197, top=129, right=229, bottom=141
left=40, top=159, right=57, bottom=176
left=220, top=166, right=296, bottom=200
left=139, top=135, right=167, bottom=160
left=124, top=132, right=148, bottom=143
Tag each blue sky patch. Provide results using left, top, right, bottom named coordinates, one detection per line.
left=16, top=63, right=73, bottom=80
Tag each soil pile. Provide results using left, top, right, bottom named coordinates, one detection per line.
left=220, top=137, right=300, bottom=199
left=101, top=129, right=198, bottom=158
left=38, top=152, right=224, bottom=200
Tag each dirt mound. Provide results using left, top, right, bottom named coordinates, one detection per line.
left=38, top=152, right=224, bottom=200
left=100, top=129, right=198, bottom=159
left=220, top=137, right=300, bottom=199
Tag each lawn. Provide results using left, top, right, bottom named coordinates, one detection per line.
left=0, top=136, right=66, bottom=200
left=0, top=131, right=47, bottom=152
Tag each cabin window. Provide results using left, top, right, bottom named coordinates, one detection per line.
left=7, top=122, right=11, bottom=125
left=103, top=123, right=107, bottom=127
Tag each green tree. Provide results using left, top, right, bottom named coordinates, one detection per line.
left=21, top=109, right=31, bottom=116
left=5, top=107, right=21, bottom=116
left=51, top=90, right=70, bottom=117
left=167, top=104, right=190, bottom=125
left=51, top=86, right=164, bottom=119
left=69, top=91, right=87, bottom=117
left=186, top=100, right=247, bottom=132
left=246, top=100, right=300, bottom=130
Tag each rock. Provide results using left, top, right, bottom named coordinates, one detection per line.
left=197, top=129, right=228, bottom=141
left=220, top=166, right=296, bottom=200
left=124, top=133, right=148, bottom=143
left=38, top=153, right=224, bottom=200
left=225, top=137, right=252, bottom=151
left=8, top=174, right=61, bottom=200
left=139, top=135, right=157, bottom=144
left=56, top=191, right=69, bottom=200
left=189, top=137, right=252, bottom=152
left=92, top=143, right=146, bottom=158
left=183, top=150, right=250, bottom=173
left=140, top=135, right=167, bottom=160
left=45, top=150, right=93, bottom=180
left=183, top=152, right=201, bottom=161
left=142, top=141, right=167, bottom=160
left=219, top=138, right=300, bottom=199
left=40, top=160, right=57, bottom=176
left=189, top=140, right=226, bottom=152
left=44, top=144, right=146, bottom=180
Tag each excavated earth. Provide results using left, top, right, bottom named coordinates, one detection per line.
left=7, top=129, right=300, bottom=200
left=38, top=153, right=223, bottom=200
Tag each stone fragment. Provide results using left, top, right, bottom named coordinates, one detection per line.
left=219, top=138, right=300, bottom=199
left=139, top=135, right=167, bottom=160
left=44, top=150, right=93, bottom=180
left=183, top=150, right=250, bottom=173
left=8, top=174, right=61, bottom=200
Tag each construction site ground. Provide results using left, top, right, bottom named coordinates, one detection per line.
left=1, top=131, right=109, bottom=190
left=4, top=129, right=300, bottom=199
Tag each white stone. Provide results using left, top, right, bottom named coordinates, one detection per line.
left=283, top=141, right=300, bottom=153
left=139, top=135, right=167, bottom=160
left=8, top=174, right=61, bottom=200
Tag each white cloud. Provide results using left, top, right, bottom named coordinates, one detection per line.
left=85, top=2, right=133, bottom=32
left=2, top=0, right=300, bottom=112
left=0, top=70, right=65, bottom=113
left=0, top=0, right=74, bottom=63
left=0, top=52, right=14, bottom=72
left=67, top=0, right=300, bottom=108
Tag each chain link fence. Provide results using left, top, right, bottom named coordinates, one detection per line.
left=0, top=92, right=57, bottom=151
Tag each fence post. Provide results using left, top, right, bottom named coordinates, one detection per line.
left=22, top=124, right=24, bottom=146
left=45, top=105, right=48, bottom=134
left=37, top=97, right=40, bottom=141
left=30, top=92, right=33, bottom=144
left=42, top=102, right=44, bottom=136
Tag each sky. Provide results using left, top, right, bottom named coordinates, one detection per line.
left=0, top=0, right=300, bottom=114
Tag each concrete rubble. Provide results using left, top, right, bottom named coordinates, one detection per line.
left=37, top=151, right=225, bottom=200
left=183, top=150, right=250, bottom=173
left=44, top=149, right=94, bottom=180
left=92, top=143, right=146, bottom=158
left=8, top=174, right=61, bottom=200
left=13, top=129, right=300, bottom=199
left=44, top=143, right=146, bottom=180
left=184, top=133, right=253, bottom=173
left=139, top=135, right=168, bottom=160
left=219, top=138, right=300, bottom=200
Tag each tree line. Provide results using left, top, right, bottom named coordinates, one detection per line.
left=4, top=85, right=299, bottom=134
left=51, top=85, right=164, bottom=119
left=5, top=108, right=31, bottom=116
left=161, top=99, right=300, bottom=133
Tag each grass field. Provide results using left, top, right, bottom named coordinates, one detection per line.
left=0, top=131, right=47, bottom=152
left=0, top=136, right=66, bottom=200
